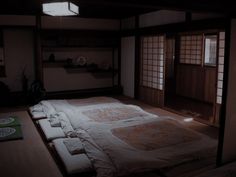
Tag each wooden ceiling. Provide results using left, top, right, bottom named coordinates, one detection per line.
left=0, top=0, right=233, bottom=19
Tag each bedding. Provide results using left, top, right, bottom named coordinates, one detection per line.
left=76, top=118, right=216, bottom=177
left=30, top=97, right=217, bottom=177
left=38, top=112, right=76, bottom=140
left=82, top=105, right=152, bottom=122
left=53, top=138, right=93, bottom=174
left=48, top=114, right=61, bottom=127
left=63, top=138, right=85, bottom=155
left=29, top=97, right=120, bottom=120
left=38, top=119, right=65, bottom=141
left=53, top=136, right=164, bottom=177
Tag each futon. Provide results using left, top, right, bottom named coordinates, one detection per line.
left=29, top=97, right=217, bottom=177
left=30, top=97, right=122, bottom=141
left=52, top=138, right=93, bottom=174
left=29, top=97, right=120, bottom=120
left=38, top=119, right=65, bottom=141
left=75, top=117, right=216, bottom=177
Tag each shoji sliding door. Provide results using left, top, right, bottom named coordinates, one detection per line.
left=214, top=31, right=225, bottom=125
left=139, top=35, right=165, bottom=107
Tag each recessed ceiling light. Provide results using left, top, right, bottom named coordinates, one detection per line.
left=42, top=1, right=79, bottom=16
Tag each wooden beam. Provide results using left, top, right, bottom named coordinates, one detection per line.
left=34, top=14, right=43, bottom=83
left=134, top=15, right=140, bottom=99
left=216, top=18, right=231, bottom=166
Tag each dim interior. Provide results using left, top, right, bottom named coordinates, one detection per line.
left=0, top=1, right=236, bottom=177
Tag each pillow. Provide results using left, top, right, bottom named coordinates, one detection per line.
left=63, top=138, right=85, bottom=155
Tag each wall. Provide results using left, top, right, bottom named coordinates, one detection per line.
left=41, top=16, right=120, bottom=30
left=43, top=48, right=114, bottom=92
left=0, top=29, right=35, bottom=92
left=0, top=15, right=120, bottom=93
left=221, top=19, right=236, bottom=163
left=139, top=10, right=185, bottom=28
left=40, top=16, right=120, bottom=92
left=176, top=64, right=216, bottom=103
left=121, top=36, right=135, bottom=98
left=0, top=15, right=36, bottom=26
left=139, top=10, right=224, bottom=28
left=191, top=12, right=225, bottom=21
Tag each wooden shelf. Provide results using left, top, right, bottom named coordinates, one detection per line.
left=43, top=61, right=68, bottom=68
left=43, top=61, right=117, bottom=78
left=63, top=66, right=88, bottom=73
left=42, top=47, right=114, bottom=51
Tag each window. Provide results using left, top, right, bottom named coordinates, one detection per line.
left=204, top=35, right=217, bottom=66
left=140, top=35, right=165, bottom=90
left=180, top=34, right=203, bottom=65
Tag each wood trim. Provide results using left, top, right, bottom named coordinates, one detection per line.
left=185, top=12, right=192, bottom=22
left=212, top=32, right=220, bottom=124
left=118, top=20, right=122, bottom=86
left=44, top=86, right=123, bottom=100
left=0, top=25, right=35, bottom=29
left=139, top=86, right=164, bottom=107
left=40, top=29, right=120, bottom=48
left=34, top=14, right=43, bottom=83
left=0, top=30, right=5, bottom=77
left=121, top=18, right=227, bottom=37
left=134, top=15, right=140, bottom=99
left=216, top=19, right=231, bottom=166
left=118, top=38, right=121, bottom=86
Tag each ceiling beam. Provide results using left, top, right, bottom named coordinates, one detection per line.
left=68, top=0, right=230, bottom=14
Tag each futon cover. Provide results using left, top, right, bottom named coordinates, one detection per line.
left=30, top=97, right=217, bottom=177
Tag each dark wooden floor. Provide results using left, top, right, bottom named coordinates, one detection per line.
left=165, top=94, right=214, bottom=122
left=0, top=111, right=63, bottom=177
left=116, top=96, right=218, bottom=139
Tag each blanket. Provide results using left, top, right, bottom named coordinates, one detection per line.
left=29, top=98, right=217, bottom=177
left=29, top=97, right=121, bottom=119
left=76, top=118, right=217, bottom=177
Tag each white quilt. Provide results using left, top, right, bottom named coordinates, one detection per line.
left=30, top=98, right=217, bottom=177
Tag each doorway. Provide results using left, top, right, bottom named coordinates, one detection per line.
left=164, top=34, right=218, bottom=125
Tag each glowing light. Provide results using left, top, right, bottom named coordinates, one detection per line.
left=183, top=118, right=193, bottom=122
left=42, top=2, right=79, bottom=16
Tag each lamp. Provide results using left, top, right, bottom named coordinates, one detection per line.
left=42, top=1, right=79, bottom=16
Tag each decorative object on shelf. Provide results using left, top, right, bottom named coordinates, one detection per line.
left=73, top=56, right=87, bottom=66
left=48, top=53, right=55, bottom=62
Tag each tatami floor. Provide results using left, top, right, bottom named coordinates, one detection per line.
left=0, top=96, right=219, bottom=177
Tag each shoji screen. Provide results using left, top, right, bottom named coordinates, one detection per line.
left=140, top=35, right=164, bottom=90
left=180, top=34, right=203, bottom=65
left=216, top=31, right=225, bottom=104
